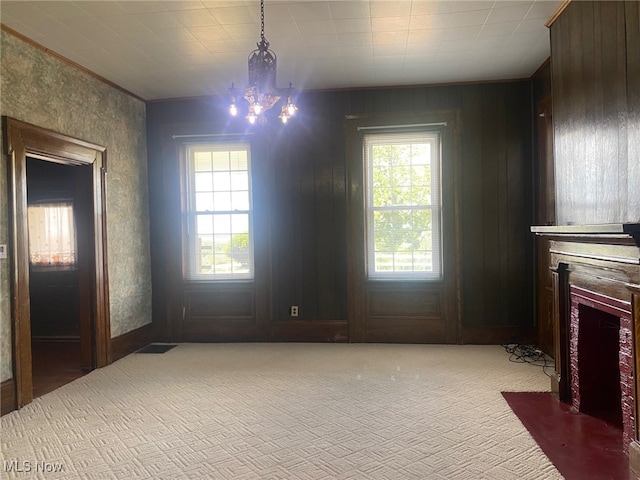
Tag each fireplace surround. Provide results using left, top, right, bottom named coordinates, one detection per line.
left=532, top=224, right=640, bottom=476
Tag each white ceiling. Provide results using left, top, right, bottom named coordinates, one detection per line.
left=0, top=0, right=562, bottom=101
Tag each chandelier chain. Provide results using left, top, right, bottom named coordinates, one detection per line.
left=260, top=0, right=265, bottom=41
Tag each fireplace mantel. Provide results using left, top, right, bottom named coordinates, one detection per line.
left=531, top=223, right=640, bottom=476
left=531, top=223, right=640, bottom=247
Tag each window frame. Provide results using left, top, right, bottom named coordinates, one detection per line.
left=363, top=128, right=443, bottom=281
left=182, top=141, right=254, bottom=282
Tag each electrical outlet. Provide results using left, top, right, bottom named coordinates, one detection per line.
left=290, top=305, right=299, bottom=317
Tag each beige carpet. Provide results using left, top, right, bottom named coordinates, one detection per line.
left=1, top=343, right=562, bottom=479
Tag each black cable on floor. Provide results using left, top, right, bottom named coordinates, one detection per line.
left=501, top=343, right=554, bottom=377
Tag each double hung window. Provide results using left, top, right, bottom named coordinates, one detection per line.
left=185, top=143, right=253, bottom=280
left=363, top=130, right=442, bottom=280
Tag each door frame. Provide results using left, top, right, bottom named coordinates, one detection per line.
left=3, top=117, right=111, bottom=408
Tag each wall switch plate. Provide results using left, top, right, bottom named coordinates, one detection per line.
left=0, top=245, right=6, bottom=259
left=290, top=305, right=298, bottom=317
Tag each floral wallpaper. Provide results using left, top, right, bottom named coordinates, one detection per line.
left=0, top=30, right=152, bottom=382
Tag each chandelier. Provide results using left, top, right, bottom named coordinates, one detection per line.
left=228, top=0, right=298, bottom=125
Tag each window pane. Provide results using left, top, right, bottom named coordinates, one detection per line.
left=194, top=151, right=212, bottom=171
left=231, top=192, right=249, bottom=211
left=195, top=172, right=213, bottom=192
left=213, top=172, right=230, bottom=191
left=214, top=192, right=232, bottom=211
left=213, top=214, right=231, bottom=234
left=196, top=215, right=213, bottom=235
left=195, top=193, right=214, bottom=211
left=230, top=150, right=247, bottom=170
left=212, top=152, right=229, bottom=171
left=230, top=171, right=248, bottom=191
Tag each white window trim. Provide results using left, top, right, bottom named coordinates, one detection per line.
left=363, top=130, right=443, bottom=280
left=185, top=142, right=254, bottom=281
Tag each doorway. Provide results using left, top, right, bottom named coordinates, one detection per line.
left=26, top=158, right=92, bottom=398
left=4, top=117, right=111, bottom=408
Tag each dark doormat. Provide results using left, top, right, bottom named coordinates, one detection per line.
left=502, top=391, right=631, bottom=480
left=136, top=344, right=177, bottom=354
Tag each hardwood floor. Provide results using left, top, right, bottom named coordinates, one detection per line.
left=31, top=340, right=86, bottom=399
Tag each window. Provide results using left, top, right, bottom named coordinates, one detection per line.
left=27, top=201, right=77, bottom=271
left=364, top=130, right=442, bottom=279
left=185, top=143, right=253, bottom=280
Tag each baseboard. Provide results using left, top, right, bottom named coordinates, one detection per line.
left=461, top=326, right=536, bottom=345
left=32, top=336, right=81, bottom=342
left=269, top=320, right=349, bottom=342
left=1, top=379, right=16, bottom=416
left=111, top=323, right=158, bottom=362
left=629, top=441, right=640, bottom=479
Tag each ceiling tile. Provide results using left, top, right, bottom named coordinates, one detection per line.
left=288, top=2, right=332, bottom=22
left=340, top=44, right=374, bottom=58
left=102, top=13, right=149, bottom=33
left=446, top=9, right=490, bottom=27
left=333, top=18, right=371, bottom=34
left=296, top=19, right=336, bottom=35
left=302, top=33, right=340, bottom=49
left=76, top=1, right=129, bottom=18
left=371, top=16, right=410, bottom=32
left=372, top=30, right=409, bottom=46
left=35, top=1, right=88, bottom=20
left=337, top=32, right=373, bottom=47
left=370, top=1, right=412, bottom=18
left=118, top=1, right=169, bottom=14
left=328, top=1, right=370, bottom=19
left=407, top=28, right=443, bottom=45
left=486, top=4, right=532, bottom=24
left=134, top=11, right=184, bottom=31
left=209, top=5, right=255, bottom=25
left=373, top=43, right=406, bottom=57
left=410, top=14, right=450, bottom=30
left=189, top=25, right=234, bottom=42
left=441, top=25, right=482, bottom=41
left=172, top=8, right=220, bottom=27
left=161, top=1, right=207, bottom=11
left=478, top=21, right=519, bottom=37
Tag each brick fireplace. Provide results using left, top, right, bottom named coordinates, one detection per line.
left=532, top=224, right=640, bottom=476
left=569, top=285, right=634, bottom=453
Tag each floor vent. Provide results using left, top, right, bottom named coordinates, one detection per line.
left=136, top=344, right=177, bottom=354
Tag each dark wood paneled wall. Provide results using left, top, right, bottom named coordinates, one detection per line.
left=550, top=1, right=640, bottom=225
left=146, top=81, right=533, bottom=344
left=531, top=61, right=555, bottom=354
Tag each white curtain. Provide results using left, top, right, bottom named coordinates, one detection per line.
left=28, top=202, right=76, bottom=268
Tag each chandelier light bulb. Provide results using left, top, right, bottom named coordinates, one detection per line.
left=253, top=103, right=262, bottom=115
left=229, top=103, right=238, bottom=116
left=287, top=103, right=296, bottom=117
left=248, top=114, right=257, bottom=124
